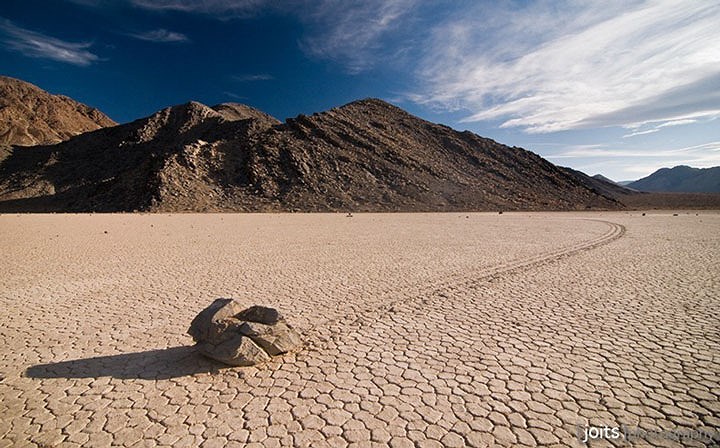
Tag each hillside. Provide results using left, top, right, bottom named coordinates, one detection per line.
left=628, top=165, right=720, bottom=193
left=560, top=167, right=636, bottom=200
left=0, top=76, right=116, bottom=147
left=593, top=174, right=619, bottom=185
left=0, top=98, right=621, bottom=212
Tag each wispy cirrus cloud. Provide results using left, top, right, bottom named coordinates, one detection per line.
left=131, top=0, right=420, bottom=72
left=656, top=119, right=698, bottom=128
left=129, top=28, right=189, bottom=42
left=547, top=141, right=720, bottom=167
left=547, top=140, right=720, bottom=178
left=130, top=0, right=268, bottom=17
left=0, top=19, right=101, bottom=66
left=622, top=117, right=704, bottom=138
left=223, top=91, right=247, bottom=100
left=413, top=0, right=720, bottom=134
left=232, top=73, right=274, bottom=81
left=623, top=129, right=661, bottom=138
left=550, top=141, right=720, bottom=157
left=298, top=0, right=419, bottom=73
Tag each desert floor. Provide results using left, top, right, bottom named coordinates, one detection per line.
left=0, top=212, right=718, bottom=447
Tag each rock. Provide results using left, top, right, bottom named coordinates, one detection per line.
left=188, top=298, right=245, bottom=342
left=235, top=305, right=283, bottom=325
left=197, top=335, right=271, bottom=367
left=238, top=321, right=304, bottom=356
left=188, top=299, right=302, bottom=366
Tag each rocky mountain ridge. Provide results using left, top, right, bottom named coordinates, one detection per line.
left=0, top=76, right=116, bottom=147
left=0, top=94, right=623, bottom=212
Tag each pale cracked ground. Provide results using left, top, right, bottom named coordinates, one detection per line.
left=0, top=212, right=718, bottom=448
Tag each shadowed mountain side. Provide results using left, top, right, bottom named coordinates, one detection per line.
left=561, top=167, right=637, bottom=200
left=25, top=346, right=226, bottom=380
left=0, top=101, right=272, bottom=211
left=592, top=174, right=615, bottom=184
left=0, top=98, right=621, bottom=212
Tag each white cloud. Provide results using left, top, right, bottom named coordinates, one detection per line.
left=130, top=0, right=267, bottom=16
left=129, top=28, right=189, bottom=42
left=623, top=129, right=660, bottom=138
left=0, top=19, right=101, bottom=66
left=232, top=73, right=274, bottom=81
left=129, top=0, right=418, bottom=71
left=657, top=119, right=697, bottom=128
left=622, top=113, right=708, bottom=137
left=298, top=0, right=418, bottom=72
left=223, top=91, right=247, bottom=100
left=548, top=140, right=720, bottom=178
left=414, top=0, right=720, bottom=134
left=547, top=141, right=720, bottom=160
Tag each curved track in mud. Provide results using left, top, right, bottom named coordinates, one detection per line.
left=309, top=219, right=626, bottom=344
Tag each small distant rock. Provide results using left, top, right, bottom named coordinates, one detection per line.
left=188, top=299, right=302, bottom=366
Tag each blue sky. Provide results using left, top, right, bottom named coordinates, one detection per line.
left=1, top=0, right=718, bottom=181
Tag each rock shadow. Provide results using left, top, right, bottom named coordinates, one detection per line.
left=25, top=345, right=228, bottom=380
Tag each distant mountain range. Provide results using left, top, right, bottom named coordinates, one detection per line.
left=0, top=76, right=717, bottom=212
left=626, top=166, right=720, bottom=193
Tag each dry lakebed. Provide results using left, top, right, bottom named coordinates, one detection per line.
left=1, top=212, right=718, bottom=447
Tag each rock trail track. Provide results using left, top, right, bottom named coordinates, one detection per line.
left=0, top=212, right=718, bottom=448
left=307, top=219, right=626, bottom=343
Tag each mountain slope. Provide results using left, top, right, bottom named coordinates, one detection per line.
left=628, top=165, right=720, bottom=193
left=0, top=98, right=621, bottom=212
left=0, top=76, right=116, bottom=147
left=236, top=99, right=620, bottom=212
left=592, top=174, right=617, bottom=185
left=211, top=103, right=280, bottom=126
left=560, top=167, right=636, bottom=200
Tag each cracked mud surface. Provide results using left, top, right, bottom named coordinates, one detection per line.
left=1, top=212, right=718, bottom=447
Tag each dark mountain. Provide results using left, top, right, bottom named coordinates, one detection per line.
left=592, top=174, right=617, bottom=185
left=628, top=165, right=720, bottom=193
left=560, top=167, right=636, bottom=200
left=0, top=76, right=116, bottom=147
left=0, top=98, right=622, bottom=212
